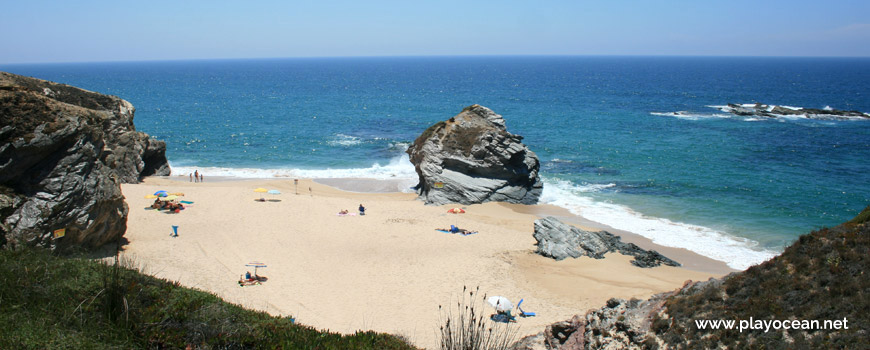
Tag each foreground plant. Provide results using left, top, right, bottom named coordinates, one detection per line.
left=439, top=286, right=518, bottom=350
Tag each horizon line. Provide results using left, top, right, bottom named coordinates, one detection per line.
left=3, top=53, right=870, bottom=66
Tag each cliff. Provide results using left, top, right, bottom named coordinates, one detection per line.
left=513, top=207, right=870, bottom=349
left=0, top=71, right=170, bottom=251
left=406, top=105, right=542, bottom=205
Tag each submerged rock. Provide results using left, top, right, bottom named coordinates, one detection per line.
left=406, top=105, right=542, bottom=205
left=533, top=216, right=680, bottom=268
left=0, top=71, right=170, bottom=251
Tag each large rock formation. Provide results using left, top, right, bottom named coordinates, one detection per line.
left=514, top=207, right=870, bottom=349
left=406, top=105, right=542, bottom=205
left=533, top=216, right=680, bottom=268
left=0, top=71, right=170, bottom=251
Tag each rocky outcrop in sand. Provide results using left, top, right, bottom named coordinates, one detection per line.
left=0, top=71, right=170, bottom=251
left=406, top=105, right=542, bottom=205
left=516, top=208, right=870, bottom=349
left=533, top=216, right=680, bottom=268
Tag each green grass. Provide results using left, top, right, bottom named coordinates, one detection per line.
left=0, top=248, right=418, bottom=349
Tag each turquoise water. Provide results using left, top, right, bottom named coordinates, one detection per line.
left=4, top=56, right=869, bottom=269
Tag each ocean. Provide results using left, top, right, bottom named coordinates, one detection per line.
left=3, top=56, right=869, bottom=269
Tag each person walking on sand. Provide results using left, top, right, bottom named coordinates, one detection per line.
left=194, top=170, right=199, bottom=183
left=359, top=204, right=366, bottom=216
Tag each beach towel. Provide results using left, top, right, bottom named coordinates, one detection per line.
left=435, top=229, right=477, bottom=236
left=337, top=213, right=358, bottom=216
left=180, top=200, right=194, bottom=204
left=518, top=299, right=536, bottom=317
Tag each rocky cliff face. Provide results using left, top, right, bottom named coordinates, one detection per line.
left=0, top=71, right=170, bottom=251
left=406, top=105, right=542, bottom=205
left=533, top=216, right=680, bottom=268
left=514, top=207, right=870, bottom=349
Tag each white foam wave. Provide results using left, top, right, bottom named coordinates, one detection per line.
left=650, top=111, right=732, bottom=120
left=170, top=154, right=417, bottom=187
left=540, top=178, right=777, bottom=270
left=327, top=134, right=362, bottom=146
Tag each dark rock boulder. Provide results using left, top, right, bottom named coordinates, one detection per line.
left=533, top=216, right=680, bottom=268
left=0, top=71, right=170, bottom=251
left=515, top=207, right=870, bottom=349
left=406, top=105, right=542, bottom=205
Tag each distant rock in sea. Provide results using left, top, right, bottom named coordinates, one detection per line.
left=717, top=103, right=869, bottom=120
left=0, top=71, right=170, bottom=251
left=406, top=104, right=542, bottom=205
left=533, top=216, right=680, bottom=268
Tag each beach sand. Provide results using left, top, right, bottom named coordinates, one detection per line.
left=119, top=177, right=726, bottom=349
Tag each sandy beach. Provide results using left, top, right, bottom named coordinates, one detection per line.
left=119, top=177, right=726, bottom=349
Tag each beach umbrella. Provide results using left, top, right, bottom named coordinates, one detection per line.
left=245, top=261, right=267, bottom=276
left=145, top=194, right=159, bottom=199
left=267, top=189, right=281, bottom=195
left=253, top=188, right=268, bottom=193
left=154, top=190, right=169, bottom=197
left=487, top=296, right=513, bottom=312
left=448, top=208, right=465, bottom=214
left=159, top=195, right=179, bottom=201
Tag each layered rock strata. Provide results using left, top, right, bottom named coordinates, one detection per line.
left=533, top=216, right=680, bottom=268
left=0, top=71, right=170, bottom=251
left=406, top=105, right=542, bottom=205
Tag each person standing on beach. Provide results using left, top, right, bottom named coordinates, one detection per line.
left=200, top=173, right=204, bottom=182
left=194, top=170, right=199, bottom=183
left=190, top=173, right=193, bottom=182
left=359, top=204, right=366, bottom=216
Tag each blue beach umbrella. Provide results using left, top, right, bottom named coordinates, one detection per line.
left=267, top=190, right=281, bottom=195
left=245, top=261, right=267, bottom=276
left=154, top=190, right=169, bottom=197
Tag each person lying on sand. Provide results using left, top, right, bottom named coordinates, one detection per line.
left=339, top=209, right=349, bottom=215
left=437, top=226, right=477, bottom=235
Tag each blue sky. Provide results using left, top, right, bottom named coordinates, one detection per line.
left=2, top=0, right=869, bottom=64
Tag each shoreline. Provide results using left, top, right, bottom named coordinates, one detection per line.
left=157, top=174, right=737, bottom=275
left=158, top=174, right=738, bottom=273
left=120, top=176, right=729, bottom=348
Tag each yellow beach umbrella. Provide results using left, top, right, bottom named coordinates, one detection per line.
left=253, top=188, right=268, bottom=193
left=145, top=194, right=158, bottom=199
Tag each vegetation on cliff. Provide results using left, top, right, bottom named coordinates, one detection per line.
left=0, top=248, right=416, bottom=349
left=656, top=206, right=869, bottom=349
left=514, top=207, right=869, bottom=349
